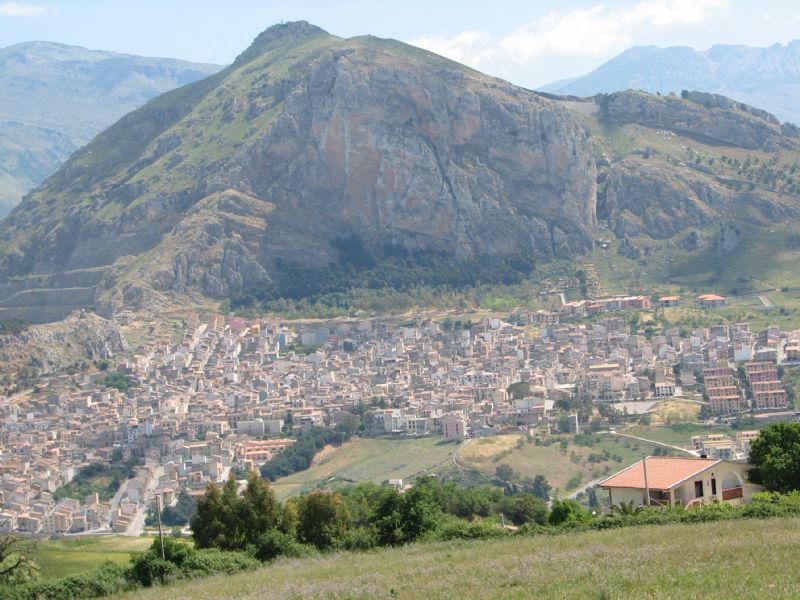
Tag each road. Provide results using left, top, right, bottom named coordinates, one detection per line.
left=126, top=466, right=163, bottom=537
left=606, top=430, right=698, bottom=457
left=567, top=476, right=606, bottom=501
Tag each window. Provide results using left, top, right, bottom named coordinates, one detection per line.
left=694, top=480, right=704, bottom=498
left=711, top=478, right=717, bottom=495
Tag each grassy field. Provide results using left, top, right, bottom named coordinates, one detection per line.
left=117, top=518, right=800, bottom=599
left=648, top=400, right=702, bottom=424
left=783, top=366, right=800, bottom=410
left=625, top=423, right=741, bottom=446
left=457, top=433, right=663, bottom=493
left=35, top=536, right=153, bottom=579
left=270, top=436, right=461, bottom=500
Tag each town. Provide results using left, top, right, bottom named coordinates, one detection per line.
left=1, top=296, right=798, bottom=537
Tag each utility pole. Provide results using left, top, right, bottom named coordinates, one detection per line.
left=155, top=494, right=165, bottom=560
left=642, top=454, right=651, bottom=507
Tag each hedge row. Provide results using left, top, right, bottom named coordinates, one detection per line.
left=0, top=540, right=258, bottom=600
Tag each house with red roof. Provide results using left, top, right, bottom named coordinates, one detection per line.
left=599, top=456, right=763, bottom=509
left=696, top=294, right=727, bottom=309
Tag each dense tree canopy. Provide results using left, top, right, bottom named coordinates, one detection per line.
left=296, top=491, right=351, bottom=550
left=191, top=472, right=279, bottom=550
left=748, top=421, right=800, bottom=493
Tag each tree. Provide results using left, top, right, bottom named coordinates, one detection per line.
left=610, top=499, right=643, bottom=516
left=280, top=498, right=300, bottom=538
left=526, top=474, right=551, bottom=501
left=397, top=479, right=442, bottom=542
left=507, top=382, right=531, bottom=400
left=495, top=464, right=515, bottom=482
left=219, top=473, right=244, bottom=549
left=0, top=534, right=38, bottom=584
left=159, top=490, right=196, bottom=526
left=296, top=491, right=351, bottom=550
left=334, top=413, right=361, bottom=436
left=499, top=493, right=548, bottom=526
left=587, top=487, right=600, bottom=509
left=191, top=472, right=280, bottom=551
left=190, top=482, right=226, bottom=549
left=548, top=498, right=591, bottom=526
left=373, top=479, right=442, bottom=545
left=749, top=422, right=800, bottom=493
left=238, top=471, right=280, bottom=547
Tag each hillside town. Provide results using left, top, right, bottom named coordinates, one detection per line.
left=0, top=307, right=798, bottom=536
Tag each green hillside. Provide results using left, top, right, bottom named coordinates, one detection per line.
left=271, top=436, right=460, bottom=500
left=116, top=517, right=800, bottom=599
left=35, top=537, right=153, bottom=580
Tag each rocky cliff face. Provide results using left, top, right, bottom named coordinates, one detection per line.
left=599, top=91, right=791, bottom=150
left=0, top=23, right=799, bottom=321
left=0, top=23, right=598, bottom=316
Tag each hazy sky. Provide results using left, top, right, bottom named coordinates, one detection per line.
left=1, top=0, right=799, bottom=88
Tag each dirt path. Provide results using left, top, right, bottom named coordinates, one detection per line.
left=606, top=430, right=698, bottom=457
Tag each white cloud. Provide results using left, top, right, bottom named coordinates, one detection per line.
left=0, top=2, right=52, bottom=17
left=410, top=31, right=492, bottom=66
left=411, top=0, right=727, bottom=69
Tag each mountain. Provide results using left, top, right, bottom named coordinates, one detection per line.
left=0, top=22, right=799, bottom=322
left=540, top=41, right=800, bottom=125
left=0, top=41, right=222, bottom=215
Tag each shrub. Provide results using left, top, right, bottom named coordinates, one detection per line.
left=548, top=499, right=591, bottom=526
left=373, top=482, right=442, bottom=546
left=128, top=536, right=257, bottom=587
left=254, top=530, right=317, bottom=562
left=431, top=518, right=509, bottom=541
left=180, top=549, right=259, bottom=576
left=499, top=493, right=548, bottom=526
left=0, top=562, right=130, bottom=600
left=338, top=527, right=380, bottom=551
left=128, top=554, right=178, bottom=587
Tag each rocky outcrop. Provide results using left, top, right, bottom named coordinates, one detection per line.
left=603, top=159, right=800, bottom=241
left=599, top=91, right=789, bottom=150
left=0, top=23, right=599, bottom=318
left=681, top=91, right=778, bottom=124
left=604, top=160, right=723, bottom=239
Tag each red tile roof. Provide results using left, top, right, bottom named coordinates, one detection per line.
left=600, top=457, right=720, bottom=491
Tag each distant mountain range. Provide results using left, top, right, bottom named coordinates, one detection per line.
left=0, top=41, right=222, bottom=215
left=1, top=22, right=800, bottom=322
left=540, top=40, right=800, bottom=125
